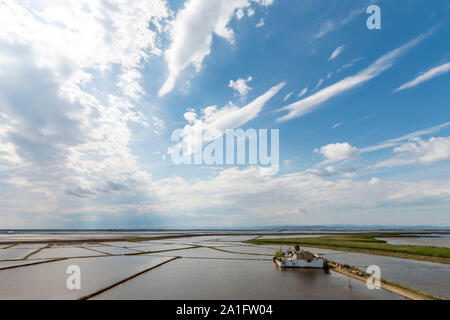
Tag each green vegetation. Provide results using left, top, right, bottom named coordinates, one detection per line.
left=247, top=234, right=450, bottom=264
left=273, top=249, right=284, bottom=259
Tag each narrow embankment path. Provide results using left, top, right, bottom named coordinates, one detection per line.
left=328, top=261, right=440, bottom=300
left=79, top=256, right=180, bottom=300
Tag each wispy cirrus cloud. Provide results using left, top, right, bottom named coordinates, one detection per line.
left=169, top=82, right=284, bottom=155
left=361, top=121, right=450, bottom=153
left=314, top=8, right=363, bottom=39
left=372, top=136, right=450, bottom=168
left=394, top=62, right=450, bottom=92
left=328, top=45, right=345, bottom=61
left=283, top=92, right=293, bottom=101
left=276, top=30, right=434, bottom=122
left=298, top=86, right=308, bottom=97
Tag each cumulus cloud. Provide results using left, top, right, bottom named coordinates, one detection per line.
left=229, top=76, right=253, bottom=100
left=151, top=167, right=450, bottom=226
left=0, top=0, right=169, bottom=220
left=277, top=31, right=433, bottom=122
left=394, top=62, right=450, bottom=92
left=236, top=8, right=245, bottom=19
left=158, top=0, right=274, bottom=97
left=372, top=137, right=450, bottom=168
left=328, top=45, right=345, bottom=61
left=0, top=0, right=169, bottom=100
left=315, top=142, right=359, bottom=162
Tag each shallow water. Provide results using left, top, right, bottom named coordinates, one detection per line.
left=125, top=244, right=194, bottom=252
left=1, top=231, right=448, bottom=300
left=0, top=255, right=171, bottom=299
left=83, top=246, right=141, bottom=255
left=0, top=248, right=37, bottom=260
left=30, top=247, right=104, bottom=259
left=148, top=247, right=270, bottom=260
left=93, top=258, right=403, bottom=300
left=305, top=247, right=450, bottom=299
left=0, top=259, right=54, bottom=269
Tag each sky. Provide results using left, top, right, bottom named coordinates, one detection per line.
left=0, top=0, right=450, bottom=228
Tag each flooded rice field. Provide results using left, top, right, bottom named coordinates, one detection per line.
left=93, top=258, right=402, bottom=300
left=0, top=231, right=448, bottom=299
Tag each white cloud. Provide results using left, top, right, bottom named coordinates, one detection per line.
left=283, top=92, right=293, bottom=101
left=394, top=62, right=450, bottom=92
left=255, top=18, right=265, bottom=28
left=298, top=87, right=308, bottom=97
left=253, top=0, right=274, bottom=6
left=313, top=122, right=450, bottom=166
left=315, top=142, right=359, bottom=162
left=229, top=76, right=253, bottom=100
left=158, top=0, right=274, bottom=97
left=0, top=0, right=169, bottom=101
left=277, top=31, right=433, bottom=122
left=151, top=167, right=450, bottom=226
left=170, top=82, right=284, bottom=155
left=0, top=0, right=167, bottom=209
left=361, top=121, right=450, bottom=153
left=314, top=8, right=363, bottom=39
left=307, top=166, right=357, bottom=178
left=332, top=122, right=342, bottom=129
left=312, top=78, right=324, bottom=91
left=328, top=45, right=345, bottom=61
left=373, top=137, right=450, bottom=168
left=236, top=8, right=245, bottom=19
left=337, top=57, right=363, bottom=73
left=369, top=177, right=380, bottom=185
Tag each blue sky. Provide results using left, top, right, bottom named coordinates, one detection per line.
left=0, top=0, right=449, bottom=228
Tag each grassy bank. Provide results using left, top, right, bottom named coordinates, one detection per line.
left=247, top=234, right=450, bottom=264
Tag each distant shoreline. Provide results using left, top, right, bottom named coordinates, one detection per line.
left=1, top=226, right=450, bottom=232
